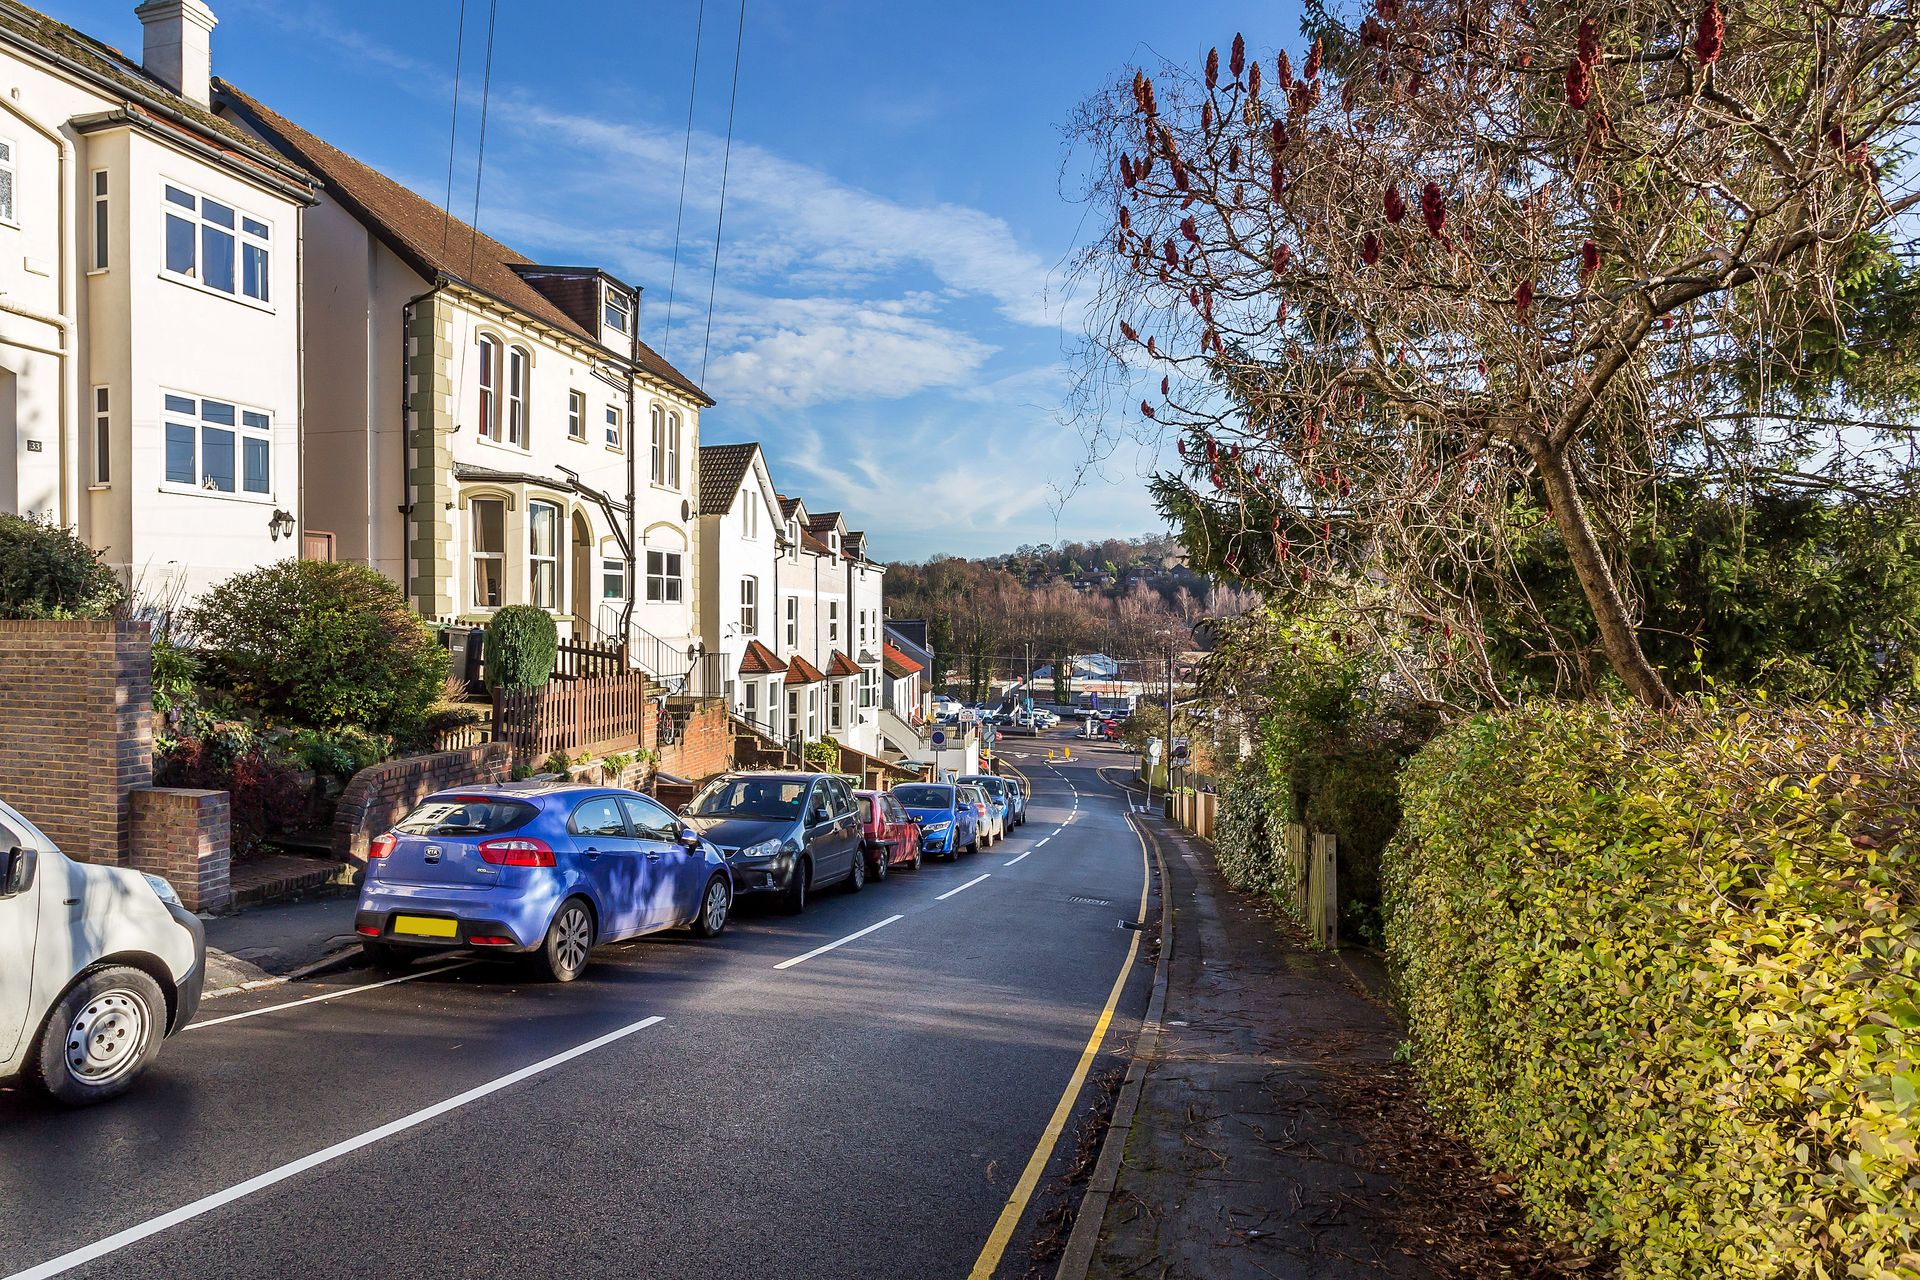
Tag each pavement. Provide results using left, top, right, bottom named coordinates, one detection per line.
left=1061, top=777, right=1554, bottom=1280
left=201, top=893, right=362, bottom=997
left=0, top=736, right=1157, bottom=1280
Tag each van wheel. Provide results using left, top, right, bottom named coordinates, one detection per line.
left=535, top=898, right=595, bottom=982
left=30, top=967, right=166, bottom=1106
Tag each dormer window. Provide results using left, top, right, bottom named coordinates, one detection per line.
left=829, top=533, right=841, bottom=554
left=604, top=289, right=631, bottom=335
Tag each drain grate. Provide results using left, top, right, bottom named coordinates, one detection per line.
left=1066, top=895, right=1113, bottom=906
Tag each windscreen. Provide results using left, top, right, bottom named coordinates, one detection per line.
left=396, top=796, right=537, bottom=837
left=892, top=785, right=952, bottom=809
left=689, top=776, right=807, bottom=819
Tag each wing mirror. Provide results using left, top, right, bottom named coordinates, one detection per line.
left=2, top=846, right=38, bottom=898
left=677, top=826, right=703, bottom=851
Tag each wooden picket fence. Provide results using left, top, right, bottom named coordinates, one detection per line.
left=493, top=672, right=653, bottom=761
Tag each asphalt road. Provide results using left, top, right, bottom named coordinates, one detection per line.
left=0, top=736, right=1156, bottom=1280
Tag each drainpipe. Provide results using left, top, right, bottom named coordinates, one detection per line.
left=618, top=321, right=638, bottom=650
left=400, top=279, right=446, bottom=613
left=0, top=103, right=76, bottom=535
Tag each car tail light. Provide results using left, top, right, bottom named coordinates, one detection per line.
left=469, top=934, right=515, bottom=946
left=368, top=833, right=396, bottom=860
left=356, top=925, right=381, bottom=936
left=479, top=837, right=555, bottom=867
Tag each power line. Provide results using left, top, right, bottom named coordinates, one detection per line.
left=465, top=0, right=501, bottom=283
left=662, top=0, right=707, bottom=346
left=437, top=0, right=470, bottom=254
left=698, top=0, right=747, bottom=386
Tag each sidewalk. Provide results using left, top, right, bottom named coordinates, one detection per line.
left=202, top=892, right=362, bottom=997
left=1067, top=816, right=1572, bottom=1279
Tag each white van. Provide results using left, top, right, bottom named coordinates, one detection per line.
left=0, top=798, right=206, bottom=1105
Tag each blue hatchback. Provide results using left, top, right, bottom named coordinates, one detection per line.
left=890, top=782, right=980, bottom=858
left=354, top=783, right=732, bottom=981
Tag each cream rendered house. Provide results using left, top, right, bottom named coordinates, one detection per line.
left=1, top=0, right=314, bottom=602
left=216, top=85, right=711, bottom=668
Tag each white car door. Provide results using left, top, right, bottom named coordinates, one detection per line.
left=0, top=805, right=46, bottom=1063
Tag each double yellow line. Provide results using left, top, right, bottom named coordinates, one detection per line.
left=964, top=814, right=1152, bottom=1279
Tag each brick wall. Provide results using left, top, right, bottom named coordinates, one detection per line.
left=0, top=620, right=154, bottom=864
left=331, top=743, right=513, bottom=862
left=656, top=700, right=732, bottom=783
left=130, top=788, right=231, bottom=911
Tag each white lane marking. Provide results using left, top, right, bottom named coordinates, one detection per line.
left=188, top=960, right=478, bottom=1030
left=1034, top=837, right=1051, bottom=848
left=772, top=915, right=904, bottom=970
left=1004, top=851, right=1031, bottom=866
left=5, top=1015, right=665, bottom=1280
left=936, top=874, right=991, bottom=901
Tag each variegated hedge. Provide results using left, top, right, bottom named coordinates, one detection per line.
left=1385, top=700, right=1920, bottom=1279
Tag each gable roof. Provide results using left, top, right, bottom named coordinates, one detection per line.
left=784, top=654, right=825, bottom=685
left=214, top=80, right=710, bottom=406
left=698, top=443, right=760, bottom=516
left=824, top=650, right=862, bottom=679
left=882, top=643, right=923, bottom=678
left=737, top=639, right=787, bottom=675
left=806, top=511, right=844, bottom=535
left=777, top=495, right=804, bottom=521
left=0, top=1, right=312, bottom=194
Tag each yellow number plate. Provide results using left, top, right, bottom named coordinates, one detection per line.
left=392, top=915, right=458, bottom=939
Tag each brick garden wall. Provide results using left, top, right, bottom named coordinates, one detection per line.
left=0, top=620, right=153, bottom=864
left=331, top=743, right=513, bottom=862
left=130, top=789, right=231, bottom=911
left=656, top=700, right=732, bottom=783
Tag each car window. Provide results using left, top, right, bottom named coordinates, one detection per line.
left=688, top=776, right=807, bottom=819
left=858, top=797, right=874, bottom=824
left=831, top=778, right=857, bottom=816
left=892, top=784, right=951, bottom=808
left=0, top=810, right=32, bottom=850
left=807, top=785, right=835, bottom=825
left=398, top=797, right=537, bottom=837
left=619, top=795, right=679, bottom=842
left=568, top=796, right=629, bottom=838
left=885, top=797, right=907, bottom=824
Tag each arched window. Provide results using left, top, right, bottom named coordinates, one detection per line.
left=649, top=404, right=665, bottom=484
left=477, top=335, right=500, bottom=440
left=506, top=346, right=530, bottom=447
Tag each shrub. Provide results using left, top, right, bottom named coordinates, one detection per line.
left=156, top=727, right=308, bottom=855
left=803, top=737, right=841, bottom=770
left=187, top=560, right=447, bottom=739
left=483, top=606, right=557, bottom=688
left=0, top=514, right=123, bottom=619
left=1384, top=699, right=1920, bottom=1279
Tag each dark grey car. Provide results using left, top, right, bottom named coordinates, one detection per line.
left=681, top=772, right=866, bottom=913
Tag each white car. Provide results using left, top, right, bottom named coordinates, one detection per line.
left=958, top=783, right=1006, bottom=847
left=0, top=798, right=206, bottom=1105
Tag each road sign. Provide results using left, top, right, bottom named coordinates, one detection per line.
left=1147, top=736, right=1163, bottom=762
left=931, top=729, right=947, bottom=747
left=1171, top=737, right=1190, bottom=764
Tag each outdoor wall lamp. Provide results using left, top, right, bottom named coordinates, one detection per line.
left=268, top=509, right=296, bottom=541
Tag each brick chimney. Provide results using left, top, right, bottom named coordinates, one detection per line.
left=134, top=0, right=219, bottom=109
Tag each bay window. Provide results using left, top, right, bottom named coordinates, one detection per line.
left=471, top=499, right=505, bottom=608
left=528, top=501, right=559, bottom=609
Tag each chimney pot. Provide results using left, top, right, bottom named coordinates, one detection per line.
left=134, top=0, right=219, bottom=109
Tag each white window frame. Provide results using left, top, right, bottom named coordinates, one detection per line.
left=830, top=680, right=844, bottom=732
left=90, top=169, right=108, bottom=270
left=606, top=404, right=624, bottom=451
left=786, top=688, right=801, bottom=739
left=161, top=391, right=274, bottom=501
left=471, top=498, right=506, bottom=609
left=0, top=136, right=17, bottom=227
left=528, top=500, right=560, bottom=610
left=744, top=678, right=759, bottom=722
left=92, top=386, right=110, bottom=486
left=666, top=411, right=682, bottom=488
left=649, top=404, right=665, bottom=484
left=785, top=595, right=799, bottom=648
left=506, top=346, right=530, bottom=448
left=743, top=492, right=759, bottom=540
left=740, top=576, right=758, bottom=635
left=568, top=390, right=586, bottom=440
left=604, top=289, right=631, bottom=334
left=785, top=520, right=799, bottom=563
left=646, top=549, right=683, bottom=603
left=477, top=336, right=501, bottom=440
left=602, top=556, right=627, bottom=600
left=161, top=180, right=271, bottom=306
left=828, top=600, right=840, bottom=645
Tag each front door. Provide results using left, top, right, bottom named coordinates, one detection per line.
left=0, top=806, right=46, bottom=1062
left=619, top=795, right=700, bottom=929
left=565, top=795, right=650, bottom=939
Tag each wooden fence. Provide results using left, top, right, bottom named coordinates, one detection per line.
left=493, top=672, right=653, bottom=761
left=554, top=636, right=628, bottom=680
left=1162, top=801, right=1340, bottom=949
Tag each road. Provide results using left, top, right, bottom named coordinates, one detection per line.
left=0, top=739, right=1155, bottom=1280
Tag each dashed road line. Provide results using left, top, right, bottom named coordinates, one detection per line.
left=1004, top=851, right=1031, bottom=866
left=773, top=915, right=904, bottom=970
left=936, top=874, right=991, bottom=901
left=1034, top=837, right=1051, bottom=848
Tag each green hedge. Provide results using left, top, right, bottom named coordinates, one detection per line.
left=1384, top=700, right=1920, bottom=1279
left=484, top=605, right=558, bottom=688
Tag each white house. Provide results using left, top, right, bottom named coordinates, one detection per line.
left=694, top=441, right=782, bottom=731
left=1, top=0, right=316, bottom=602
left=216, top=82, right=711, bottom=671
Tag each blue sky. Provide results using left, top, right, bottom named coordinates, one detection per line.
left=52, top=0, right=1298, bottom=562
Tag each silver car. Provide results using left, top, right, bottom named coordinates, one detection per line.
left=0, top=798, right=205, bottom=1105
left=958, top=782, right=1005, bottom=848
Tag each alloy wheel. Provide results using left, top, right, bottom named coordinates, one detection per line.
left=64, top=989, right=150, bottom=1086
left=554, top=905, right=593, bottom=975
left=703, top=880, right=728, bottom=934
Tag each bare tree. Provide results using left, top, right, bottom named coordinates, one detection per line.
left=1072, top=0, right=1920, bottom=707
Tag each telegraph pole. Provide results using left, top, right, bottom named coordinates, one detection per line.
left=1165, top=633, right=1177, bottom=795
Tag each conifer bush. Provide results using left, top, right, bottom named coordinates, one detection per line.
left=483, top=605, right=558, bottom=688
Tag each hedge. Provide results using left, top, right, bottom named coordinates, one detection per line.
left=484, top=605, right=558, bottom=688
left=1384, top=700, right=1920, bottom=1279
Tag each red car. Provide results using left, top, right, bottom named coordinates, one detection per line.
left=856, top=789, right=922, bottom=878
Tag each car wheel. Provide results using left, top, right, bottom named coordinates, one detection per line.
left=909, top=842, right=923, bottom=871
left=871, top=848, right=889, bottom=882
left=781, top=858, right=811, bottom=915
left=535, top=898, right=595, bottom=982
left=29, top=966, right=166, bottom=1106
left=361, top=941, right=413, bottom=973
left=967, top=836, right=980, bottom=855
left=845, top=849, right=866, bottom=893
left=689, top=875, right=731, bottom=938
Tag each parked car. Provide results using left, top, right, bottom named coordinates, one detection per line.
left=959, top=782, right=1005, bottom=847
left=856, top=789, right=922, bottom=878
left=681, top=772, right=865, bottom=913
left=356, top=783, right=733, bottom=982
left=957, top=774, right=1023, bottom=829
left=1, top=797, right=206, bottom=1105
left=891, top=782, right=980, bottom=858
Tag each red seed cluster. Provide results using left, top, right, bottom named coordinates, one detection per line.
left=1362, top=232, right=1383, bottom=266
left=1384, top=184, right=1408, bottom=224
left=1694, top=0, right=1724, bottom=64
left=1421, top=182, right=1447, bottom=236
left=1230, top=34, right=1246, bottom=80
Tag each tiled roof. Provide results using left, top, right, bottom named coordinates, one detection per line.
left=784, top=654, right=825, bottom=684
left=737, top=639, right=787, bottom=675
left=0, top=1, right=311, bottom=188
left=777, top=495, right=803, bottom=520
left=807, top=511, right=842, bottom=534
left=824, top=650, right=862, bottom=678
left=882, top=643, right=923, bottom=677
left=215, top=80, right=711, bottom=406
left=698, top=443, right=759, bottom=516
